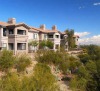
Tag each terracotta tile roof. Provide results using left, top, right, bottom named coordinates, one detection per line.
left=0, top=22, right=8, bottom=26
left=0, top=21, right=60, bottom=33
left=30, top=26, right=59, bottom=33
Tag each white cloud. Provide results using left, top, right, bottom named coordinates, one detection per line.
left=78, top=35, right=100, bottom=45
left=75, top=32, right=90, bottom=37
left=93, top=2, right=100, bottom=6
left=79, top=6, right=85, bottom=9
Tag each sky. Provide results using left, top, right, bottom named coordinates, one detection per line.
left=0, top=0, right=100, bottom=45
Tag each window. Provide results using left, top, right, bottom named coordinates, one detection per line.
left=8, top=43, right=14, bottom=50
left=3, top=28, right=7, bottom=36
left=33, top=33, right=37, bottom=39
left=17, top=30, right=26, bottom=35
left=9, top=29, right=14, bottom=34
left=44, top=34, right=47, bottom=39
left=48, top=35, right=53, bottom=38
left=2, top=43, right=7, bottom=49
left=55, top=35, right=59, bottom=38
left=17, top=43, right=26, bottom=50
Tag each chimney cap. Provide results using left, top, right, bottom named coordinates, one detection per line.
left=8, top=18, right=16, bottom=24
left=40, top=24, right=46, bottom=30
left=52, top=25, right=57, bottom=30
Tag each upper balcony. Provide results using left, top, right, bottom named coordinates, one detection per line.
left=8, top=29, right=28, bottom=38
left=47, top=34, right=60, bottom=43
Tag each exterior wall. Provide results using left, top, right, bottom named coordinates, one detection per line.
left=7, top=26, right=29, bottom=54
left=53, top=32, right=60, bottom=50
left=39, top=33, right=48, bottom=40
left=0, top=27, right=8, bottom=49
left=39, top=32, right=61, bottom=50
left=53, top=32, right=60, bottom=43
left=0, top=20, right=79, bottom=54
left=28, top=31, right=39, bottom=41
left=28, top=31, right=39, bottom=52
left=14, top=26, right=28, bottom=35
left=15, top=26, right=28, bottom=54
left=75, top=37, right=79, bottom=46
left=41, top=33, right=45, bottom=40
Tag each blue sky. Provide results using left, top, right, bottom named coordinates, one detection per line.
left=0, top=0, right=100, bottom=45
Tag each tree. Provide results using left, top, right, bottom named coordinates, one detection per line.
left=65, top=29, right=75, bottom=49
left=39, top=40, right=54, bottom=49
left=46, top=40, right=54, bottom=49
left=29, top=40, right=38, bottom=52
left=0, top=50, right=15, bottom=72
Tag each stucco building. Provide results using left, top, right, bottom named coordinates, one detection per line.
left=0, top=18, right=79, bottom=54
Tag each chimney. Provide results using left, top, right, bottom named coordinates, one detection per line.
left=52, top=25, right=57, bottom=30
left=8, top=18, right=16, bottom=24
left=40, top=24, right=45, bottom=30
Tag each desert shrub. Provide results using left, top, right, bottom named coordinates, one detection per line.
left=16, top=54, right=31, bottom=73
left=0, top=73, right=21, bottom=91
left=21, top=76, right=38, bottom=91
left=78, top=54, right=90, bottom=64
left=33, top=63, right=59, bottom=91
left=35, top=50, right=71, bottom=74
left=69, top=76, right=87, bottom=91
left=0, top=50, right=15, bottom=72
left=77, top=66, right=89, bottom=79
left=86, top=61, right=97, bottom=75
left=36, top=50, right=62, bottom=65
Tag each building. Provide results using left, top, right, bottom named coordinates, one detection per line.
left=0, top=18, right=79, bottom=54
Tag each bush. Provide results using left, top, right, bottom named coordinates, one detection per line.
left=0, top=50, right=15, bottom=72
left=0, top=73, right=21, bottom=91
left=33, top=63, right=59, bottom=91
left=77, top=66, right=89, bottom=79
left=78, top=54, right=90, bottom=64
left=16, top=54, right=31, bottom=73
left=35, top=50, right=71, bottom=74
left=69, top=76, right=87, bottom=91
left=39, top=40, right=54, bottom=49
left=21, top=76, right=38, bottom=91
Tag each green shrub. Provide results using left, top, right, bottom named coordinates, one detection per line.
left=21, top=76, right=38, bottom=91
left=33, top=63, right=59, bottom=91
left=0, top=50, right=15, bottom=72
left=69, top=76, right=87, bottom=91
left=78, top=54, right=90, bottom=64
left=16, top=54, right=31, bottom=73
left=77, top=66, right=89, bottom=79
left=86, top=61, right=97, bottom=75
left=39, top=40, right=54, bottom=49
left=36, top=50, right=71, bottom=74
left=0, top=73, right=21, bottom=91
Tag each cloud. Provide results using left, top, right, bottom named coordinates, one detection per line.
left=78, top=35, right=100, bottom=45
left=79, top=6, right=85, bottom=9
left=75, top=32, right=90, bottom=37
left=93, top=2, right=100, bottom=6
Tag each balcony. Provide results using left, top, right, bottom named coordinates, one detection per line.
left=17, top=29, right=26, bottom=35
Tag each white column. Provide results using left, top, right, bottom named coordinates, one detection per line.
left=1, top=28, right=3, bottom=37
left=14, top=42, right=17, bottom=55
